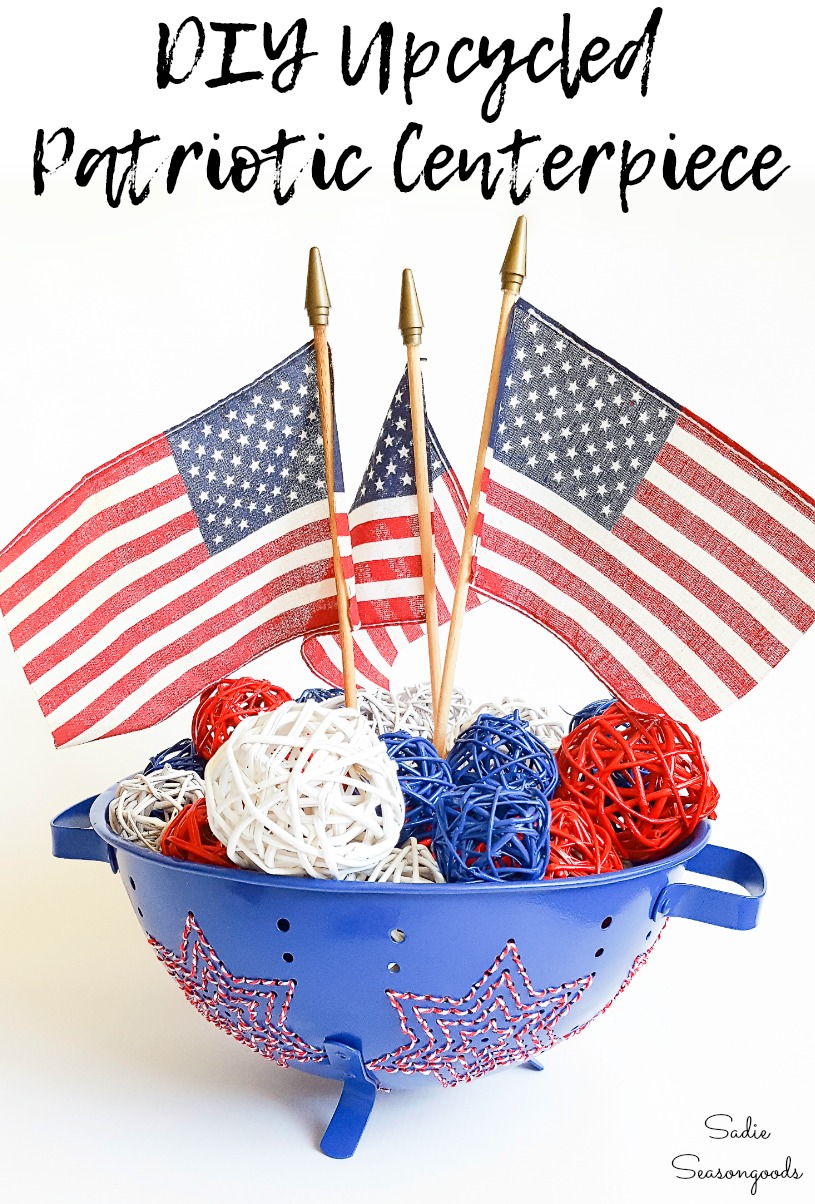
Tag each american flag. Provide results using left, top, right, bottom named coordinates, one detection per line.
left=0, top=342, right=354, bottom=747
left=301, top=371, right=478, bottom=690
left=472, top=298, right=815, bottom=722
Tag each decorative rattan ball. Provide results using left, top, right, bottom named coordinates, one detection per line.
left=447, top=714, right=559, bottom=802
left=568, top=697, right=615, bottom=732
left=380, top=730, right=453, bottom=844
left=192, top=676, right=292, bottom=759
left=296, top=686, right=344, bottom=704
left=432, top=781, right=551, bottom=884
left=356, top=688, right=404, bottom=735
left=556, top=699, right=719, bottom=862
left=453, top=697, right=564, bottom=749
left=545, top=796, right=623, bottom=878
left=396, top=682, right=472, bottom=748
left=143, top=738, right=206, bottom=777
left=109, top=769, right=205, bottom=852
left=205, top=700, right=405, bottom=879
left=363, top=839, right=445, bottom=884
left=301, top=684, right=471, bottom=746
left=160, top=798, right=233, bottom=869
left=314, top=687, right=403, bottom=735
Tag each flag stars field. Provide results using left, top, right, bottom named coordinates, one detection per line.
left=168, top=350, right=331, bottom=556
left=488, top=308, right=679, bottom=529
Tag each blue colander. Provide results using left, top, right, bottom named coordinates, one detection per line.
left=52, top=785, right=764, bottom=1159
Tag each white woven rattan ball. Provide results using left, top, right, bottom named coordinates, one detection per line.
left=109, top=768, right=205, bottom=851
left=395, top=682, right=472, bottom=748
left=357, top=688, right=404, bottom=736
left=316, top=687, right=403, bottom=736
left=363, top=838, right=445, bottom=884
left=205, top=700, right=405, bottom=879
left=452, top=697, right=565, bottom=749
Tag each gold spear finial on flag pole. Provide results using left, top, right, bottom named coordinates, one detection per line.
left=433, top=216, right=527, bottom=752
left=400, top=268, right=443, bottom=743
left=399, top=268, right=424, bottom=346
left=305, top=247, right=331, bottom=325
left=306, top=247, right=357, bottom=708
left=500, top=215, right=527, bottom=294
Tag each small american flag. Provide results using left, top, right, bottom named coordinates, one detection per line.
left=301, top=371, right=478, bottom=690
left=473, top=298, right=815, bottom=722
left=0, top=342, right=354, bottom=747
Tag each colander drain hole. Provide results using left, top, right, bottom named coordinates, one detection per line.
left=277, top=918, right=290, bottom=932
left=389, top=928, right=405, bottom=943
left=388, top=962, right=401, bottom=974
left=601, top=916, right=612, bottom=929
left=129, top=877, right=136, bottom=891
left=594, top=948, right=604, bottom=958
left=282, top=952, right=294, bottom=964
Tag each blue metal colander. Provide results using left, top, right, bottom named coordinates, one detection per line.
left=52, top=786, right=764, bottom=1159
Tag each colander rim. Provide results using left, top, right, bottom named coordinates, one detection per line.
left=89, top=783, right=713, bottom=894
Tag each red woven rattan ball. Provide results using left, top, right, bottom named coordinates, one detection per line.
left=555, top=699, right=718, bottom=863
left=192, top=676, right=291, bottom=759
left=545, top=796, right=623, bottom=878
left=160, top=798, right=233, bottom=868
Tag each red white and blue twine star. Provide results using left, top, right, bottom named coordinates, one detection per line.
left=150, top=914, right=326, bottom=1068
left=369, top=940, right=591, bottom=1087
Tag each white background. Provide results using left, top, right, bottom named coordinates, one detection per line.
left=1, top=2, right=812, bottom=1199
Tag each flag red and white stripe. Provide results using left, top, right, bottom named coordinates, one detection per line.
left=301, top=619, right=428, bottom=692
left=348, top=463, right=470, bottom=630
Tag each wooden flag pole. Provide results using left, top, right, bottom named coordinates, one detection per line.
left=400, top=269, right=442, bottom=738
left=432, top=217, right=527, bottom=752
left=306, top=247, right=357, bottom=708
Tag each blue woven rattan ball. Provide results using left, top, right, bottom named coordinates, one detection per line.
left=432, top=781, right=551, bottom=883
left=568, top=698, right=615, bottom=732
left=297, top=686, right=344, bottom=704
left=380, top=730, right=452, bottom=844
left=144, top=738, right=207, bottom=776
left=447, top=714, right=559, bottom=802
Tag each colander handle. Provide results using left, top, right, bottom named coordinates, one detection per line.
left=653, top=843, right=764, bottom=930
left=51, top=796, right=112, bottom=866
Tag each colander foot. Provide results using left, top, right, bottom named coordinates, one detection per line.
left=320, top=1038, right=378, bottom=1159
left=522, top=1056, right=545, bottom=1072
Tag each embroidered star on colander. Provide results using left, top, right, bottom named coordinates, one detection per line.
left=368, top=940, right=592, bottom=1087
left=150, top=913, right=325, bottom=1067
